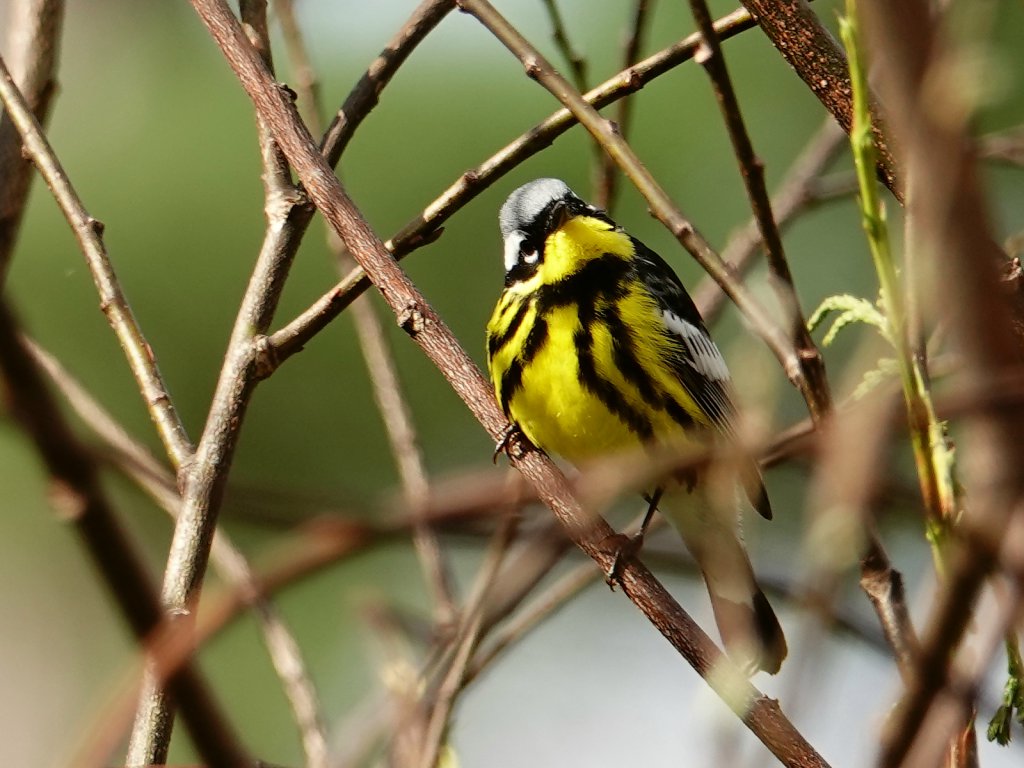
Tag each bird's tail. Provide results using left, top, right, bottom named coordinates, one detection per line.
left=659, top=480, right=787, bottom=675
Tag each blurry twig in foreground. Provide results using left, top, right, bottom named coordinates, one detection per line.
left=26, top=338, right=329, bottom=768
left=859, top=1, right=1024, bottom=766
left=0, top=299, right=250, bottom=768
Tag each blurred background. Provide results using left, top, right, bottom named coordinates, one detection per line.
left=1, top=0, right=1023, bottom=765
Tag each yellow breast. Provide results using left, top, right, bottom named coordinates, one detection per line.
left=486, top=217, right=708, bottom=463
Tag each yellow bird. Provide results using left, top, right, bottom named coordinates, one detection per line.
left=486, top=178, right=786, bottom=674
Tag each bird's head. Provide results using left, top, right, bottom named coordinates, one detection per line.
left=498, top=178, right=614, bottom=286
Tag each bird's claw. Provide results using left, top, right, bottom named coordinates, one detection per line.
left=601, top=531, right=646, bottom=589
left=492, top=423, right=519, bottom=463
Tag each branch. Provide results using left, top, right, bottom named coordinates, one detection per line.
left=594, top=0, right=652, bottom=211
left=0, top=299, right=251, bottom=768
left=0, top=52, right=192, bottom=468
left=272, top=0, right=323, bottom=134
left=0, top=0, right=64, bottom=282
left=186, top=2, right=829, bottom=765
left=320, top=0, right=455, bottom=167
left=687, top=0, right=831, bottom=412
left=274, top=0, right=458, bottom=630
left=540, top=0, right=587, bottom=94
left=738, top=0, right=902, bottom=201
left=695, top=117, right=848, bottom=323
left=127, top=0, right=318, bottom=760
left=349, top=281, right=459, bottom=625
left=26, top=339, right=329, bottom=768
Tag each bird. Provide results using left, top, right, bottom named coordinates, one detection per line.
left=485, top=178, right=786, bottom=674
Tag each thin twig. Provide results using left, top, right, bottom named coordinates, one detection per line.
left=540, top=0, right=587, bottom=94
left=465, top=511, right=658, bottom=685
left=688, top=0, right=831, bottom=415
left=272, top=0, right=323, bottom=135
left=186, top=3, right=830, bottom=765
left=349, top=287, right=459, bottom=626
left=416, top=513, right=518, bottom=768
left=276, top=0, right=458, bottom=630
left=264, top=6, right=761, bottom=368
left=320, top=0, right=455, bottom=168
left=0, top=0, right=65, bottom=282
left=0, top=299, right=251, bottom=768
left=539, top=0, right=605, bottom=203
left=126, top=1, right=307, bottom=760
left=276, top=0, right=458, bottom=628
left=26, top=339, right=329, bottom=768
left=695, top=117, right=848, bottom=323
left=0, top=52, right=192, bottom=468
left=594, top=0, right=653, bottom=211
left=738, top=0, right=902, bottom=201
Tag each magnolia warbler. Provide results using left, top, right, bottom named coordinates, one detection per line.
left=486, top=178, right=786, bottom=674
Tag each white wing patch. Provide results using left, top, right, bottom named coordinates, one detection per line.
left=662, top=310, right=731, bottom=382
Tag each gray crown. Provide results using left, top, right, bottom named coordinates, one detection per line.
left=499, top=178, right=575, bottom=237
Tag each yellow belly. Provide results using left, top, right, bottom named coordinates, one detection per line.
left=510, top=308, right=635, bottom=459
left=505, top=305, right=696, bottom=461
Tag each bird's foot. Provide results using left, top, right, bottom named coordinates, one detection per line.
left=601, top=530, right=646, bottom=589
left=492, top=423, right=519, bottom=463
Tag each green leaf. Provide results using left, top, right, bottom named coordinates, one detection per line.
left=807, top=293, right=891, bottom=346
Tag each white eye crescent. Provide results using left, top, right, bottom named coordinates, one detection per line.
left=522, top=249, right=539, bottom=264
left=503, top=231, right=526, bottom=272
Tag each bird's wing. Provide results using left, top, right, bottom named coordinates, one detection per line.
left=632, top=237, right=773, bottom=520
left=631, top=237, right=736, bottom=432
